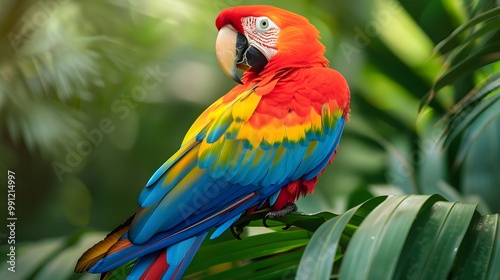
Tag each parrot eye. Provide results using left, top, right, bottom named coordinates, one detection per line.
left=256, top=17, right=272, bottom=32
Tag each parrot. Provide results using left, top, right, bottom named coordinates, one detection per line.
left=75, top=4, right=350, bottom=280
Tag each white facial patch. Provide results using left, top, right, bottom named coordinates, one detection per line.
left=241, top=16, right=280, bottom=60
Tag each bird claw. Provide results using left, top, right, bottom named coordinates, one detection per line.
left=282, top=224, right=292, bottom=230
left=230, top=226, right=243, bottom=240
left=231, top=220, right=250, bottom=240
left=263, top=202, right=298, bottom=228
left=230, top=203, right=298, bottom=239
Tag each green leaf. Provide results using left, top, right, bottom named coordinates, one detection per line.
left=0, top=230, right=103, bottom=280
left=188, top=230, right=310, bottom=273
left=454, top=18, right=500, bottom=52
left=394, top=200, right=458, bottom=278
left=440, top=71, right=500, bottom=147
left=452, top=214, right=500, bottom=279
left=459, top=109, right=500, bottom=213
left=444, top=93, right=500, bottom=148
left=339, top=195, right=443, bottom=279
left=394, top=200, right=477, bottom=279
left=295, top=196, right=386, bottom=279
left=193, top=250, right=303, bottom=280
left=234, top=210, right=336, bottom=233
left=420, top=5, right=500, bottom=111
left=274, top=211, right=337, bottom=232
left=106, top=261, right=135, bottom=280
left=432, top=41, right=500, bottom=94
left=411, top=202, right=477, bottom=279
left=433, top=6, right=500, bottom=55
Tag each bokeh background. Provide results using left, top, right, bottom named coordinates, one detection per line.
left=0, top=0, right=499, bottom=279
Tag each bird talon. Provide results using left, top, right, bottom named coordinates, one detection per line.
left=263, top=215, right=271, bottom=228
left=230, top=226, right=242, bottom=240
left=282, top=224, right=292, bottom=230
left=262, top=203, right=298, bottom=228
left=231, top=220, right=250, bottom=240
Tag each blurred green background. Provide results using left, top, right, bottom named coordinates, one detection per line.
left=0, top=0, right=499, bottom=278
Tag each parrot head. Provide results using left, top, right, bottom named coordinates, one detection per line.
left=215, top=5, right=328, bottom=84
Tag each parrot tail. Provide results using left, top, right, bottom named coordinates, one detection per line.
left=75, top=215, right=135, bottom=273
left=125, top=233, right=208, bottom=280
left=75, top=215, right=208, bottom=280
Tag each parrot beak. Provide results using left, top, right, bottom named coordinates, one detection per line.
left=216, top=25, right=268, bottom=84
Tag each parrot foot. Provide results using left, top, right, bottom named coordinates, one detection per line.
left=231, top=221, right=249, bottom=240
left=263, top=203, right=297, bottom=228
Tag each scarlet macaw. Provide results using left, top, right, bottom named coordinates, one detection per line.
left=75, top=5, right=350, bottom=279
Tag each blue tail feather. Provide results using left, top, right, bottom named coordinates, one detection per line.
left=126, top=233, right=208, bottom=280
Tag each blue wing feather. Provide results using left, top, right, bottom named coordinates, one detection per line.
left=127, top=251, right=157, bottom=279
left=210, top=213, right=242, bottom=239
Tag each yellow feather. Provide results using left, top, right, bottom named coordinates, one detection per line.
left=251, top=148, right=267, bottom=168
left=183, top=87, right=256, bottom=145
left=232, top=91, right=261, bottom=122
left=182, top=98, right=223, bottom=144
left=216, top=138, right=238, bottom=167
left=162, top=146, right=198, bottom=187
left=285, top=124, right=304, bottom=143
left=305, top=141, right=318, bottom=157
left=311, top=108, right=322, bottom=131
left=235, top=125, right=262, bottom=148
left=198, top=139, right=213, bottom=162
left=169, top=165, right=205, bottom=194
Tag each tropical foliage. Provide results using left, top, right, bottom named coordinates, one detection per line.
left=0, top=0, right=499, bottom=279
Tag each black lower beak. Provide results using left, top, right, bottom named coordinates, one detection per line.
left=235, top=33, right=268, bottom=74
